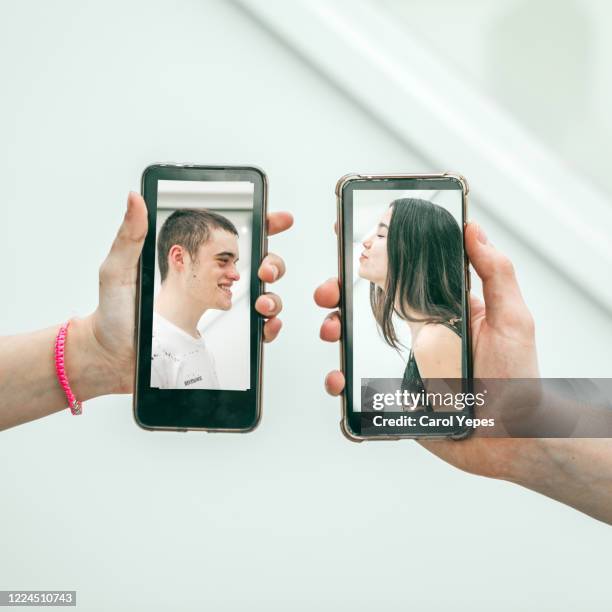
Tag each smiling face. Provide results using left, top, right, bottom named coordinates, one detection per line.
left=358, top=207, right=392, bottom=287
left=184, top=228, right=240, bottom=311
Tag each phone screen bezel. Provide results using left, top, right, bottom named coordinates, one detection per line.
left=134, top=164, right=266, bottom=432
left=339, top=175, right=472, bottom=439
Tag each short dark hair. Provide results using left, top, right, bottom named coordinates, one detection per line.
left=157, top=208, right=238, bottom=282
left=370, top=198, right=463, bottom=349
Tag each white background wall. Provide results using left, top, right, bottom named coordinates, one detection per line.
left=1, top=1, right=611, bottom=611
left=383, top=0, right=612, bottom=198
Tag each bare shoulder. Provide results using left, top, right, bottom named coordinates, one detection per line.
left=412, top=323, right=461, bottom=379
left=413, top=323, right=460, bottom=351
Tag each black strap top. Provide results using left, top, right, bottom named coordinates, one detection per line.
left=400, top=318, right=462, bottom=412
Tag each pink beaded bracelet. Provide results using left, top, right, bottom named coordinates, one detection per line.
left=54, top=321, right=82, bottom=415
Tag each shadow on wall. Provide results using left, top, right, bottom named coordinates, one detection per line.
left=485, top=0, right=612, bottom=183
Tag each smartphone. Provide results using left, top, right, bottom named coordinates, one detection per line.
left=134, top=164, right=267, bottom=432
left=336, top=173, right=473, bottom=441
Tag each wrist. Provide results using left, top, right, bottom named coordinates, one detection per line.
left=486, top=439, right=550, bottom=486
left=497, top=439, right=572, bottom=492
left=500, top=439, right=612, bottom=524
left=64, top=315, right=124, bottom=400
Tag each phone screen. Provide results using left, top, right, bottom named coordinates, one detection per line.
left=134, top=165, right=266, bottom=432
left=339, top=176, right=472, bottom=439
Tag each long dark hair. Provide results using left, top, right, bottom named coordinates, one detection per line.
left=370, top=198, right=463, bottom=349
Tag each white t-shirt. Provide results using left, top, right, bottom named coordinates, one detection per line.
left=151, top=312, right=220, bottom=390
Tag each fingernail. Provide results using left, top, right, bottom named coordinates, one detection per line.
left=264, top=297, right=275, bottom=312
left=269, top=265, right=279, bottom=281
left=476, top=224, right=488, bottom=245
left=324, top=373, right=332, bottom=392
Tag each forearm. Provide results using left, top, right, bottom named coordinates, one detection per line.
left=506, top=439, right=612, bottom=525
left=0, top=316, right=118, bottom=430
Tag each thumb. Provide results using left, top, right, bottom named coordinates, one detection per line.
left=99, top=192, right=148, bottom=284
left=465, top=222, right=526, bottom=328
left=107, top=192, right=148, bottom=268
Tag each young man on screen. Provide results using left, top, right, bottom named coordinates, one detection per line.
left=151, top=208, right=240, bottom=390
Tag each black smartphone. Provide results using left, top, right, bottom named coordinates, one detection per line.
left=336, top=173, right=473, bottom=441
left=134, top=164, right=267, bottom=432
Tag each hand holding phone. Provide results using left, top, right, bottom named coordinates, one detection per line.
left=315, top=174, right=539, bottom=446
left=134, top=164, right=291, bottom=432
